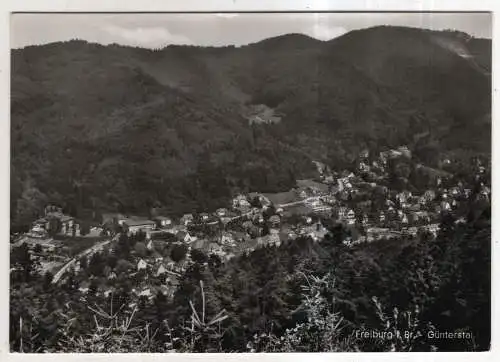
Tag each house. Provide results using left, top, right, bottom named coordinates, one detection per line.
left=359, top=149, right=370, bottom=159
left=440, top=201, right=451, bottom=212
left=156, top=264, right=167, bottom=277
left=242, top=220, right=254, bottom=230
left=346, top=209, right=356, bottom=225
left=298, top=190, right=308, bottom=199
left=358, top=161, right=370, bottom=173
left=102, top=213, right=125, bottom=226
left=366, top=227, right=390, bottom=240
left=253, top=213, right=265, bottom=224
left=248, top=225, right=263, bottom=239
left=426, top=224, right=440, bottom=237
left=303, top=216, right=313, bottom=225
left=207, top=242, right=222, bottom=253
left=251, top=207, right=261, bottom=215
left=232, top=231, right=251, bottom=244
left=396, top=191, right=412, bottom=204
left=31, top=218, right=49, bottom=236
left=137, top=259, right=147, bottom=271
left=180, top=214, right=194, bottom=226
left=45, top=204, right=63, bottom=216
left=220, top=232, right=235, bottom=246
left=258, top=233, right=280, bottom=247
left=32, top=218, right=48, bottom=230
left=123, top=219, right=156, bottom=235
left=200, top=213, right=210, bottom=222
left=386, top=199, right=396, bottom=208
left=343, top=237, right=353, bottom=247
left=306, top=198, right=322, bottom=208
left=154, top=216, right=172, bottom=228
left=177, top=231, right=197, bottom=244
left=269, top=215, right=281, bottom=227
left=397, top=146, right=412, bottom=159
left=60, top=215, right=76, bottom=235
left=216, top=208, right=228, bottom=217
left=232, top=194, right=250, bottom=209
left=337, top=208, right=355, bottom=225
left=139, top=289, right=153, bottom=299
left=248, top=193, right=271, bottom=206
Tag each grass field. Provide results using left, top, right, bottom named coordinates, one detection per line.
left=54, top=235, right=109, bottom=257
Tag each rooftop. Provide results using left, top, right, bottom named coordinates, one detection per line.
left=123, top=219, right=156, bottom=227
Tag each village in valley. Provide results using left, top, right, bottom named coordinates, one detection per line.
left=10, top=145, right=491, bottom=308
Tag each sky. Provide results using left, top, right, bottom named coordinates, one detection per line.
left=11, top=12, right=492, bottom=49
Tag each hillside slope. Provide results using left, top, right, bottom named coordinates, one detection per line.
left=10, top=26, right=491, bottom=228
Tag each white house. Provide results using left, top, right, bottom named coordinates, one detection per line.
left=156, top=264, right=166, bottom=277
left=440, top=201, right=451, bottom=212
left=216, top=208, right=228, bottom=217
left=232, top=194, right=250, bottom=209
left=220, top=232, right=235, bottom=246
left=123, top=219, right=156, bottom=235
left=177, top=231, right=197, bottom=244
left=180, top=214, right=194, bottom=226
left=137, top=259, right=147, bottom=271
left=154, top=216, right=172, bottom=228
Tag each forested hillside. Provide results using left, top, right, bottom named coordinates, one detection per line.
left=11, top=26, right=491, bottom=229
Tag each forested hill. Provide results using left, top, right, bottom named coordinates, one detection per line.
left=11, top=26, right=491, bottom=228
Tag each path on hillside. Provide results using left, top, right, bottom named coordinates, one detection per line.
left=51, top=234, right=119, bottom=284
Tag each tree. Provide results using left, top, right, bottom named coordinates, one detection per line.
left=106, top=254, right=118, bottom=269
left=191, top=249, right=208, bottom=264
left=262, top=223, right=270, bottom=236
left=80, top=222, right=91, bottom=236
left=116, top=259, right=133, bottom=274
left=88, top=252, right=105, bottom=277
left=47, top=218, right=61, bottom=236
left=134, top=242, right=147, bottom=257
left=171, top=244, right=188, bottom=263
left=79, top=256, right=88, bottom=270
left=33, top=244, right=42, bottom=254
left=42, top=271, right=54, bottom=290
left=11, top=243, right=38, bottom=282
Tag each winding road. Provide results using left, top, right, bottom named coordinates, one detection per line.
left=51, top=234, right=119, bottom=284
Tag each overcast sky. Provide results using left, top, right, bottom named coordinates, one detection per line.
left=11, top=12, right=492, bottom=49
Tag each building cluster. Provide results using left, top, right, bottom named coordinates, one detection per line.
left=13, top=144, right=491, bottom=296
left=30, top=205, right=79, bottom=238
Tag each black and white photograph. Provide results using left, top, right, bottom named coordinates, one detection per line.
left=8, top=10, right=492, bottom=353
